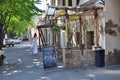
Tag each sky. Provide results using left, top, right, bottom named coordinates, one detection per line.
left=35, top=0, right=48, bottom=10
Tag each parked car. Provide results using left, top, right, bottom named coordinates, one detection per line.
left=22, top=36, right=28, bottom=41
left=13, top=37, right=21, bottom=44
left=3, top=38, right=14, bottom=47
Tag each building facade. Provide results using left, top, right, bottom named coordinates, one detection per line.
left=50, top=0, right=80, bottom=6
left=40, top=0, right=120, bottom=68
left=105, top=0, right=120, bottom=53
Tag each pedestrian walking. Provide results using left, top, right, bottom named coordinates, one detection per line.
left=31, top=33, right=38, bottom=54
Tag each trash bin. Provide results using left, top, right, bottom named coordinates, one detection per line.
left=95, top=48, right=105, bottom=67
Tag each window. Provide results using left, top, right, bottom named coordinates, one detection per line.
left=76, top=0, right=80, bottom=5
left=86, top=31, right=94, bottom=49
left=68, top=0, right=72, bottom=6
left=62, top=0, right=65, bottom=6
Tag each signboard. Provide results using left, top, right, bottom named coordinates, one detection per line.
left=42, top=46, right=57, bottom=69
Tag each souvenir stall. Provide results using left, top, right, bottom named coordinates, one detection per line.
left=37, top=4, right=105, bottom=69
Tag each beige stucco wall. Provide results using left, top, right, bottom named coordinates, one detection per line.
left=72, top=0, right=77, bottom=6
left=105, top=0, right=120, bottom=54
left=65, top=0, right=68, bottom=6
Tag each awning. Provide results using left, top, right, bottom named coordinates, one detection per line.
left=78, top=0, right=104, bottom=8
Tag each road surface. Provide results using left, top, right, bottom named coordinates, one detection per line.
left=0, top=41, right=120, bottom=80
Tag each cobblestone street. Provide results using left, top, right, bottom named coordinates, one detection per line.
left=0, top=42, right=120, bottom=80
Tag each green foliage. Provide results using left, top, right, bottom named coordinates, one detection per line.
left=53, top=25, right=66, bottom=31
left=0, top=0, right=44, bottom=36
left=53, top=25, right=72, bottom=34
left=7, top=16, right=31, bottom=36
left=53, top=26, right=61, bottom=31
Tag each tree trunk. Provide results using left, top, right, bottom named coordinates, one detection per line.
left=0, top=23, right=4, bottom=50
left=0, top=23, right=6, bottom=50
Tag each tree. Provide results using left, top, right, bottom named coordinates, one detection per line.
left=7, top=16, right=35, bottom=37
left=0, top=0, right=43, bottom=50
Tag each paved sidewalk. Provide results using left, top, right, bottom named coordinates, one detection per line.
left=0, top=42, right=120, bottom=80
